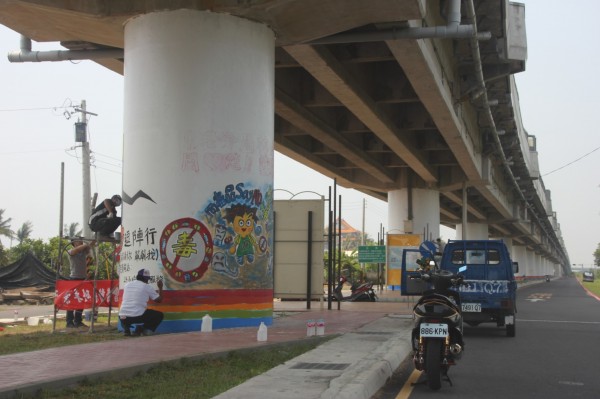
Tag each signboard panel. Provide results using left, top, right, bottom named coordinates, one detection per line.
left=387, top=234, right=421, bottom=286
left=358, top=245, right=386, bottom=263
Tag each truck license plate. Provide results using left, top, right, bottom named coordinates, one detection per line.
left=462, top=303, right=482, bottom=312
left=420, top=323, right=448, bottom=338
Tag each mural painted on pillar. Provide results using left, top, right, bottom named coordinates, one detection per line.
left=118, top=182, right=273, bottom=291
left=198, top=182, right=273, bottom=287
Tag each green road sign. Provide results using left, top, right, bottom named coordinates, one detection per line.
left=358, top=245, right=386, bottom=263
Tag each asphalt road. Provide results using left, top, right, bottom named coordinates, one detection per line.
left=374, top=277, right=600, bottom=399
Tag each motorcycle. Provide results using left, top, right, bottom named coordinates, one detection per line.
left=331, top=276, right=377, bottom=302
left=410, top=260, right=467, bottom=390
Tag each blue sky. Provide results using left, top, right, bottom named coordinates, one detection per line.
left=0, top=1, right=598, bottom=267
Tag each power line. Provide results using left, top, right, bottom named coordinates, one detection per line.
left=0, top=105, right=71, bottom=112
left=93, top=151, right=122, bottom=162
left=542, top=145, right=600, bottom=177
left=0, top=148, right=64, bottom=155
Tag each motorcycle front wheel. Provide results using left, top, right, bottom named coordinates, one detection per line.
left=425, top=339, right=442, bottom=390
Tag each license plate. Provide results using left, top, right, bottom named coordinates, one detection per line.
left=462, top=303, right=482, bottom=312
left=420, top=323, right=448, bottom=338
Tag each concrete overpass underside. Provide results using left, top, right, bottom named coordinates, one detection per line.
left=0, top=0, right=569, bottom=267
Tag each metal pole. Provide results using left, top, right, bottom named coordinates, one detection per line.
left=306, top=211, right=313, bottom=310
left=53, top=162, right=65, bottom=333
left=361, top=198, right=366, bottom=245
left=337, top=192, right=342, bottom=311
left=89, top=232, right=99, bottom=333
left=333, top=179, right=339, bottom=310
left=361, top=198, right=365, bottom=274
left=273, top=211, right=277, bottom=297
left=462, top=182, right=468, bottom=240
left=327, top=187, right=332, bottom=310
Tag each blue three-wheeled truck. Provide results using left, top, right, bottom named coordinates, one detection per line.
left=402, top=239, right=518, bottom=337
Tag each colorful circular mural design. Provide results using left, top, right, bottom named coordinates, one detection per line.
left=160, top=217, right=213, bottom=283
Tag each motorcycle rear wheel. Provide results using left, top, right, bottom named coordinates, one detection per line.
left=425, top=339, right=442, bottom=390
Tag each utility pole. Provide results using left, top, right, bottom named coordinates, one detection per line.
left=74, top=100, right=97, bottom=239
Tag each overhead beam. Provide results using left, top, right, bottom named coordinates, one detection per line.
left=283, top=44, right=437, bottom=184
left=275, top=87, right=395, bottom=184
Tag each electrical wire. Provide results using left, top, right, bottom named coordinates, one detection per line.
left=0, top=148, right=64, bottom=155
left=0, top=105, right=71, bottom=112
left=542, top=145, right=600, bottom=177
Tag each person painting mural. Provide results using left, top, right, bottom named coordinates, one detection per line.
left=119, top=269, right=164, bottom=336
left=225, top=204, right=261, bottom=265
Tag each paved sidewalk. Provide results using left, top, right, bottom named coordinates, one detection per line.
left=0, top=291, right=416, bottom=399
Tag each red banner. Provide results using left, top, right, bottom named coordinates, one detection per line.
left=55, top=280, right=120, bottom=310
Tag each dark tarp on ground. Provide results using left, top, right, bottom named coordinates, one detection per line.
left=0, top=252, right=57, bottom=291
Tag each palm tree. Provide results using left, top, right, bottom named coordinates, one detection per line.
left=63, top=222, right=83, bottom=238
left=0, top=209, right=14, bottom=245
left=16, top=221, right=33, bottom=243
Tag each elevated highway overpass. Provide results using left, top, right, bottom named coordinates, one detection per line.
left=0, top=0, right=570, bottom=276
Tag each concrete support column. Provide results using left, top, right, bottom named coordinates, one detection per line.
left=541, top=258, right=547, bottom=276
left=500, top=237, right=513, bottom=259
left=120, top=10, right=275, bottom=333
left=388, top=188, right=440, bottom=241
left=513, top=245, right=527, bottom=278
left=526, top=250, right=535, bottom=278
left=455, top=223, right=489, bottom=240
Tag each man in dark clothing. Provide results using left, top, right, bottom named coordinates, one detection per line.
left=89, top=194, right=122, bottom=238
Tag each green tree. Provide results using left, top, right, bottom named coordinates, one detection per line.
left=7, top=238, right=53, bottom=266
left=594, top=242, right=600, bottom=267
left=16, top=221, right=33, bottom=244
left=0, top=209, right=14, bottom=245
left=49, top=236, right=72, bottom=277
left=324, top=250, right=363, bottom=282
left=63, top=222, right=83, bottom=238
left=0, top=244, right=8, bottom=266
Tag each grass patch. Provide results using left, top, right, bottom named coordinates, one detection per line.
left=38, top=340, right=327, bottom=399
left=0, top=315, right=125, bottom=355
left=1, top=312, right=332, bottom=398
left=577, top=272, right=600, bottom=297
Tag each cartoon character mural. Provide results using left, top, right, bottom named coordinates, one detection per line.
left=196, top=182, right=272, bottom=287
left=225, top=204, right=260, bottom=265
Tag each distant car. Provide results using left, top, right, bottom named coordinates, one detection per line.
left=583, top=271, right=594, bottom=282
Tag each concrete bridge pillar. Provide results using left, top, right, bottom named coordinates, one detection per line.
left=120, top=10, right=275, bottom=333
left=513, top=245, right=527, bottom=278
left=526, top=250, right=536, bottom=278
left=500, top=237, right=513, bottom=258
left=455, top=223, right=489, bottom=240
left=388, top=188, right=440, bottom=242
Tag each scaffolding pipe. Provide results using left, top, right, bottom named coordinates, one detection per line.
left=309, top=25, right=490, bottom=45
left=7, top=36, right=123, bottom=63
left=309, top=0, right=489, bottom=45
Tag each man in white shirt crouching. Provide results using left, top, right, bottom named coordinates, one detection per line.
left=119, top=268, right=164, bottom=336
